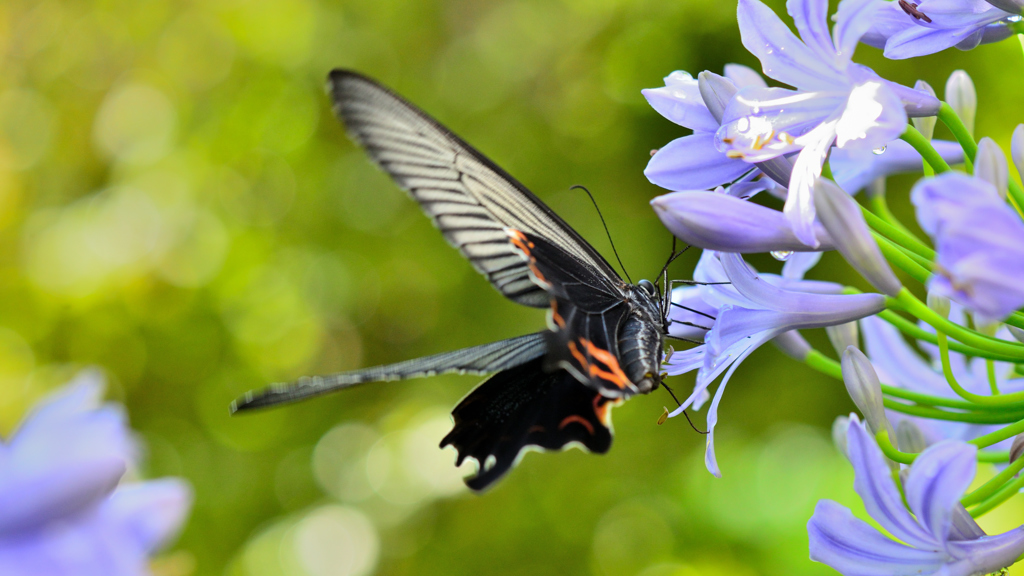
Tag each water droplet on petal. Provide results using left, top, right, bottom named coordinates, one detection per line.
left=1007, top=14, right=1022, bottom=22
left=770, top=250, right=793, bottom=261
left=872, top=145, right=887, bottom=155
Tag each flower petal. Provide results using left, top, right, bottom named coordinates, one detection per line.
left=944, top=527, right=1024, bottom=576
left=781, top=251, right=823, bottom=279
left=646, top=134, right=753, bottom=191
left=808, top=499, right=947, bottom=575
left=643, top=71, right=720, bottom=132
left=787, top=0, right=838, bottom=62
left=787, top=118, right=839, bottom=247
left=103, top=479, right=193, bottom=554
left=723, top=63, right=767, bottom=89
left=904, top=440, right=976, bottom=542
left=737, top=0, right=847, bottom=91
left=831, top=0, right=880, bottom=59
left=718, top=87, right=844, bottom=162
left=834, top=80, right=907, bottom=150
left=830, top=139, right=964, bottom=194
left=846, top=420, right=941, bottom=548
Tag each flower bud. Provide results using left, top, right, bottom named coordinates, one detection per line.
left=866, top=177, right=885, bottom=200
left=696, top=71, right=734, bottom=124
left=651, top=191, right=836, bottom=252
left=895, top=420, right=927, bottom=453
left=826, top=322, right=859, bottom=357
left=927, top=291, right=951, bottom=319
left=975, top=137, right=1009, bottom=199
left=911, top=80, right=937, bottom=139
left=945, top=70, right=976, bottom=136
left=772, top=330, right=812, bottom=360
left=832, top=414, right=852, bottom=458
left=1012, top=124, right=1024, bottom=181
left=1011, top=433, right=1024, bottom=466
left=814, top=179, right=902, bottom=297
left=842, top=346, right=895, bottom=440
left=1008, top=325, right=1024, bottom=344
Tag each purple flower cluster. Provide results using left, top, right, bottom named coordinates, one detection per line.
left=0, top=371, right=191, bottom=576
left=641, top=0, right=1024, bottom=572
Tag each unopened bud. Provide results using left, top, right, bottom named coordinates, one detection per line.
left=696, top=71, right=735, bottom=124
left=975, top=137, right=1009, bottom=199
left=945, top=70, right=976, bottom=136
left=814, top=179, right=902, bottom=297
left=896, top=420, right=928, bottom=453
left=833, top=415, right=852, bottom=458
left=1010, top=433, right=1024, bottom=465
left=982, top=0, right=1024, bottom=14
left=841, top=347, right=895, bottom=440
left=826, top=322, right=859, bottom=357
left=1009, top=325, right=1024, bottom=344
left=911, top=80, right=937, bottom=139
left=927, top=291, right=951, bottom=319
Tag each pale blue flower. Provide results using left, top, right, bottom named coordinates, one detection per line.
left=0, top=371, right=192, bottom=576
left=829, top=139, right=965, bottom=193
left=912, top=172, right=1024, bottom=322
left=664, top=251, right=885, bottom=476
left=809, top=417, right=1024, bottom=576
left=716, top=0, right=939, bottom=247
left=869, top=0, right=1020, bottom=59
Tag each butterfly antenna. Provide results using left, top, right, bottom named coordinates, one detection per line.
left=659, top=379, right=708, bottom=434
left=571, top=185, right=632, bottom=284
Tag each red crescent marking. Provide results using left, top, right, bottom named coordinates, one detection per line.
left=558, top=415, right=595, bottom=435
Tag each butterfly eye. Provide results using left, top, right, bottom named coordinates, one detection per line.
left=638, top=279, right=657, bottom=297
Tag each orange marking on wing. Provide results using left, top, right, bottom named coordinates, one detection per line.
left=580, top=339, right=631, bottom=389
left=558, top=415, right=595, bottom=435
left=550, top=299, right=566, bottom=329
left=528, top=425, right=545, bottom=434
left=506, top=229, right=549, bottom=287
left=568, top=340, right=588, bottom=369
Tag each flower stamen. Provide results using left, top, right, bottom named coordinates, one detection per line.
left=898, top=0, right=933, bottom=23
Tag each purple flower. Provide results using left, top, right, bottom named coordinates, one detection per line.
left=829, top=139, right=965, bottom=194
left=644, top=65, right=783, bottom=191
left=0, top=371, right=192, bottom=576
left=716, top=0, right=939, bottom=247
left=664, top=251, right=885, bottom=476
left=808, top=417, right=1024, bottom=576
left=872, top=0, right=1019, bottom=59
left=911, top=172, right=1024, bottom=322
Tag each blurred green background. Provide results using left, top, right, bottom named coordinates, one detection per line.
left=1, top=0, right=1023, bottom=574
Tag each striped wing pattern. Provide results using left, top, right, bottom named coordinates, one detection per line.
left=328, top=69, right=621, bottom=308
left=231, top=332, right=548, bottom=412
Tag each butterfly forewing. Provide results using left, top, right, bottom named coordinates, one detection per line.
left=328, top=70, right=622, bottom=307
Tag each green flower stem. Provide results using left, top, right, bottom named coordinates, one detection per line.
left=938, top=332, right=1024, bottom=406
left=872, top=307, right=1022, bottom=362
left=962, top=453, right=1024, bottom=507
left=873, top=234, right=931, bottom=285
left=876, top=430, right=915, bottom=464
left=969, top=472, right=1024, bottom=518
left=969, top=417, right=1024, bottom=450
left=883, top=398, right=1024, bottom=424
left=862, top=200, right=931, bottom=257
left=892, top=289, right=1024, bottom=360
left=939, top=102, right=1024, bottom=216
left=900, top=125, right=951, bottom=174
left=804, top=350, right=1005, bottom=411
left=988, top=360, right=1000, bottom=396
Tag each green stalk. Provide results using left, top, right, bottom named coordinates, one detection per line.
left=873, top=234, right=931, bottom=285
left=892, top=290, right=1024, bottom=360
left=962, top=454, right=1024, bottom=507
left=969, top=473, right=1024, bottom=517
left=900, top=125, right=951, bottom=173
left=937, top=332, right=1024, bottom=406
left=874, top=308, right=1022, bottom=362
left=969, top=417, right=1024, bottom=450
left=862, top=200, right=930, bottom=256
left=883, top=399, right=1024, bottom=424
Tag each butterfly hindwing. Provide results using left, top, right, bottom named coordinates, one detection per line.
left=441, top=357, right=621, bottom=491
left=231, top=332, right=547, bottom=411
left=327, top=70, right=621, bottom=308
left=507, top=229, right=638, bottom=398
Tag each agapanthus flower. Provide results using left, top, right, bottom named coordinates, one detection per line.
left=808, top=416, right=1024, bottom=576
left=664, top=251, right=886, bottom=476
left=716, top=0, right=939, bottom=247
left=0, top=371, right=192, bottom=576
left=863, top=0, right=1021, bottom=59
left=644, top=65, right=790, bottom=191
left=911, top=171, right=1024, bottom=322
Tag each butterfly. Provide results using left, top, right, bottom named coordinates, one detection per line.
left=231, top=70, right=680, bottom=491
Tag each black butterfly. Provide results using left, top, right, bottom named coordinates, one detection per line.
left=231, top=70, right=676, bottom=491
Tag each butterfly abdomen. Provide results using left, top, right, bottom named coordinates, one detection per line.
left=618, top=313, right=662, bottom=395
